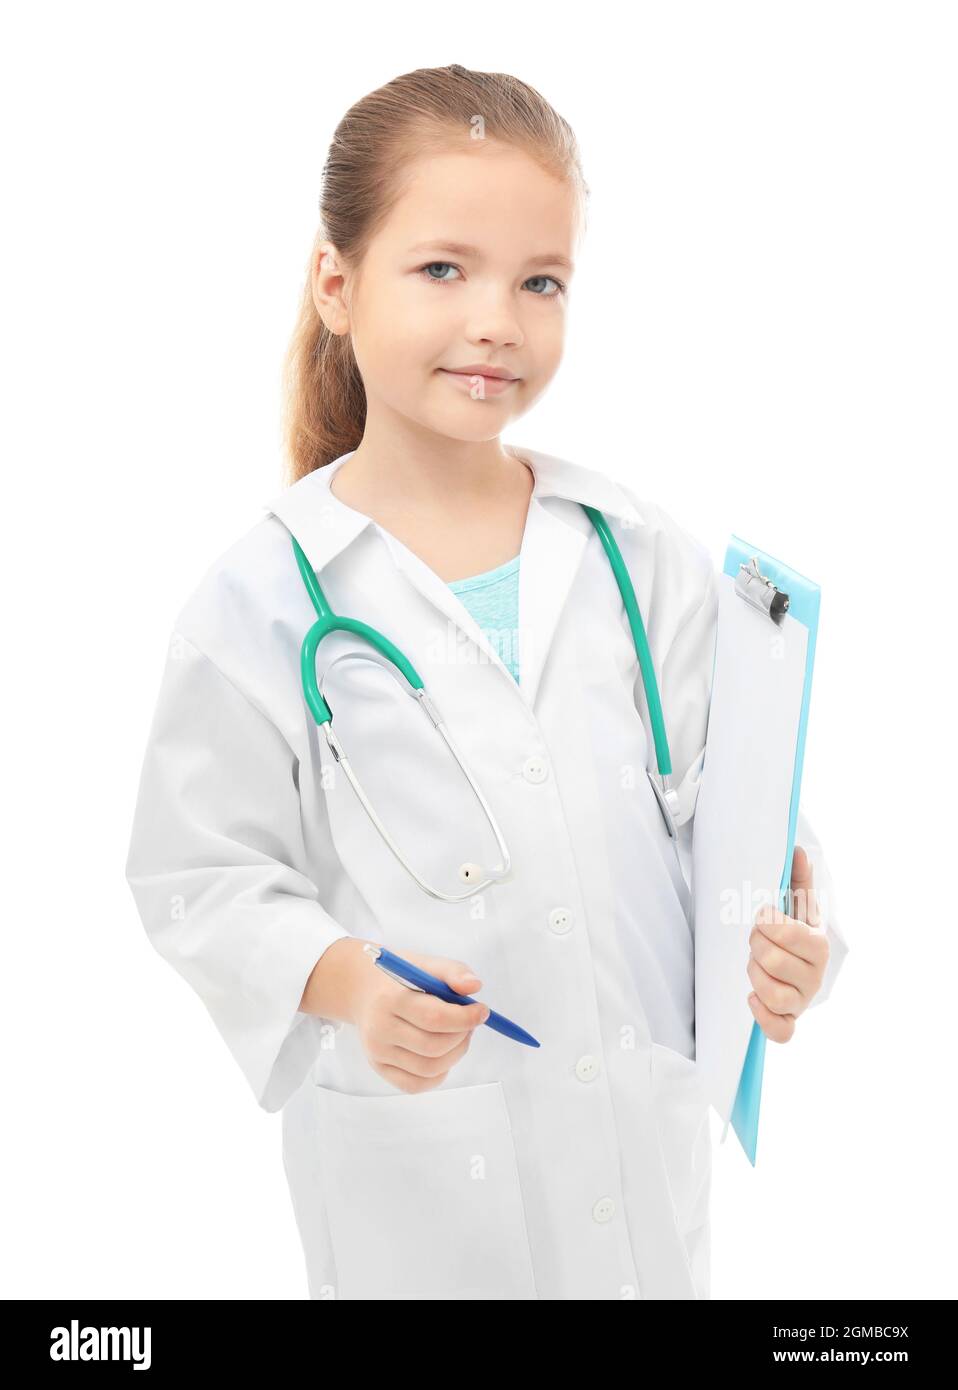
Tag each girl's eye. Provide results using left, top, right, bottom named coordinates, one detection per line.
left=524, top=275, right=566, bottom=297
left=416, top=263, right=567, bottom=296
left=419, top=262, right=462, bottom=285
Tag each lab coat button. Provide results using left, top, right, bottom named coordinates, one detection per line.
left=548, top=907, right=573, bottom=934
left=522, top=755, right=549, bottom=784
left=592, top=1197, right=615, bottom=1223
left=575, top=1054, right=599, bottom=1082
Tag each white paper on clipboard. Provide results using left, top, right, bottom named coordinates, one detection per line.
left=692, top=546, right=815, bottom=1148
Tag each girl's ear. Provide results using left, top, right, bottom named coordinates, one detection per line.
left=311, top=242, right=349, bottom=335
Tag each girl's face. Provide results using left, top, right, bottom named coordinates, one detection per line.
left=318, top=142, right=579, bottom=445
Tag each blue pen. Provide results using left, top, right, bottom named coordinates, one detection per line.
left=363, top=944, right=540, bottom=1048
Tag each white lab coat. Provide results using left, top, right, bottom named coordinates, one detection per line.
left=125, top=445, right=848, bottom=1300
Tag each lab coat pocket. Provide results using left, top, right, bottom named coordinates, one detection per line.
left=311, top=1079, right=538, bottom=1300
left=648, top=1044, right=712, bottom=1249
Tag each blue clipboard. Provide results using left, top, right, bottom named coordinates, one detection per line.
left=723, top=537, right=820, bottom=1165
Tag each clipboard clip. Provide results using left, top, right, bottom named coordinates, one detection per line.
left=735, top=555, right=790, bottom=624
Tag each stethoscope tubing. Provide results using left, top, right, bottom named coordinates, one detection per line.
left=289, top=503, right=679, bottom=902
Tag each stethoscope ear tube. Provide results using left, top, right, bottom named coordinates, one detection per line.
left=580, top=505, right=678, bottom=840
left=581, top=505, right=672, bottom=776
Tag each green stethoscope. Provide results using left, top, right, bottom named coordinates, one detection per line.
left=289, top=503, right=678, bottom=903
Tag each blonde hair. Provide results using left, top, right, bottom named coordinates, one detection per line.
left=281, top=63, right=588, bottom=483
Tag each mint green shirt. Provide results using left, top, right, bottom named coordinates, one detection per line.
left=447, top=554, right=520, bottom=684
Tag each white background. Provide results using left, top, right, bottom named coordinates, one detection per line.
left=3, top=0, right=955, bottom=1300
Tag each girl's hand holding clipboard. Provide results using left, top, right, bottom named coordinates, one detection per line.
left=746, top=845, right=830, bottom=1043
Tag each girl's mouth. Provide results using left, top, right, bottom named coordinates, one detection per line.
left=438, top=369, right=520, bottom=396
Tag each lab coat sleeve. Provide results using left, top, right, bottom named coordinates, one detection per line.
left=125, top=631, right=352, bottom=1114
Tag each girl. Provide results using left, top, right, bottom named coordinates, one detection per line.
left=125, top=63, right=847, bottom=1301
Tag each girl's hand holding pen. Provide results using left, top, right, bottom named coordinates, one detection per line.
left=300, top=939, right=490, bottom=1094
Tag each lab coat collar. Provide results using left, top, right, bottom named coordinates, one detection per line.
left=263, top=446, right=646, bottom=711
left=262, top=445, right=645, bottom=577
